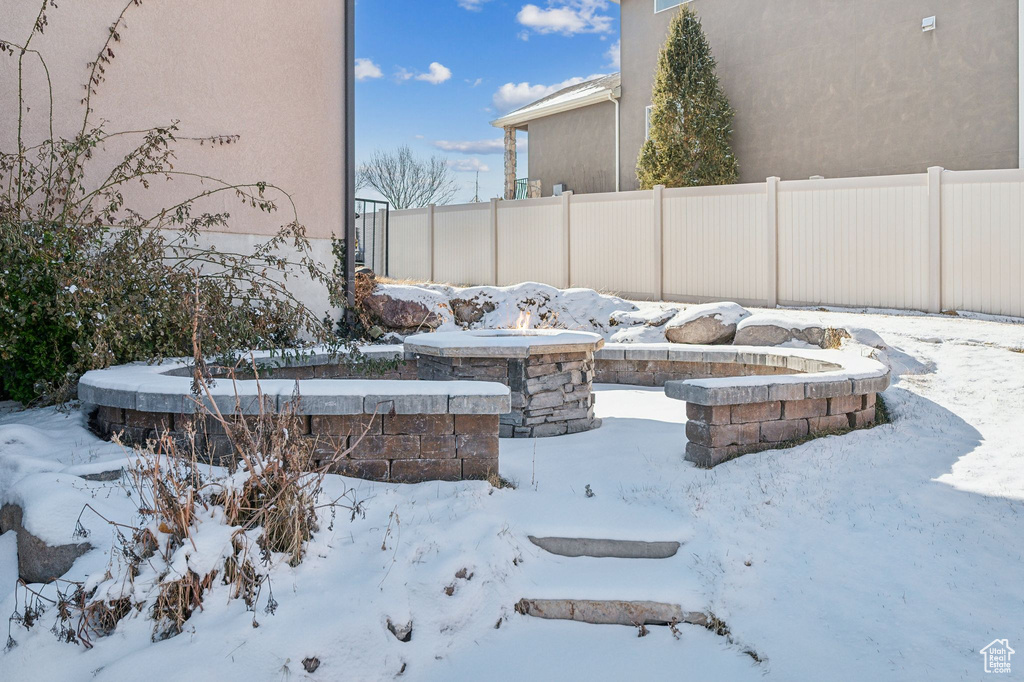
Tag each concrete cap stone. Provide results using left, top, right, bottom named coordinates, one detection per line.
left=406, top=329, right=604, bottom=359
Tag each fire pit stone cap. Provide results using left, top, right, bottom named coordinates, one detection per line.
left=405, top=329, right=605, bottom=359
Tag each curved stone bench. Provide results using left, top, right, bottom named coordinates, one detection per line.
left=642, top=345, right=889, bottom=467
left=78, top=347, right=510, bottom=483
left=79, top=338, right=890, bottom=478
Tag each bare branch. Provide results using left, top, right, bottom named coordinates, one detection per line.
left=356, top=145, right=459, bottom=209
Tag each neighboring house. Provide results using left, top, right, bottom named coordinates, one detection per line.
left=492, top=74, right=621, bottom=199
left=497, top=0, right=1021, bottom=197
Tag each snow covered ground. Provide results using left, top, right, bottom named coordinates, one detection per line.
left=1, top=306, right=1022, bottom=681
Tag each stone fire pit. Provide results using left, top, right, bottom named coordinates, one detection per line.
left=406, top=330, right=605, bottom=438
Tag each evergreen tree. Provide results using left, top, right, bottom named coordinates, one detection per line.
left=636, top=5, right=738, bottom=188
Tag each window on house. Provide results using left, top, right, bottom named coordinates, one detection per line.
left=655, top=0, right=689, bottom=13
left=645, top=105, right=653, bottom=140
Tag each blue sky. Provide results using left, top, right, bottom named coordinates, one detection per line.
left=355, top=0, right=621, bottom=204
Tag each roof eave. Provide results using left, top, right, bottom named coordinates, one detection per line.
left=490, top=88, right=620, bottom=129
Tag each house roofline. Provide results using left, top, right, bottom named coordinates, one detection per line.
left=490, top=78, right=621, bottom=129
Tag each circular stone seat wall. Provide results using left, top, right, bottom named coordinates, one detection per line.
left=78, top=347, right=510, bottom=484
left=79, top=340, right=891, bottom=478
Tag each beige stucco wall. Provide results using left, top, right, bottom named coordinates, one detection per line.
left=1, top=1, right=344, bottom=239
left=525, top=101, right=617, bottom=196
left=620, top=0, right=1019, bottom=188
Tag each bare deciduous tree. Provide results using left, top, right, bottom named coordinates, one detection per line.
left=357, top=145, right=459, bottom=209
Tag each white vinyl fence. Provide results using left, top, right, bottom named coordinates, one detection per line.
left=387, top=167, right=1024, bottom=318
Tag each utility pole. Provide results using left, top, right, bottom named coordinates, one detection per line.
left=473, top=171, right=480, bottom=203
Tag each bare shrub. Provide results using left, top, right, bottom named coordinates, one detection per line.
left=1, top=1, right=346, bottom=405
left=7, top=329, right=371, bottom=647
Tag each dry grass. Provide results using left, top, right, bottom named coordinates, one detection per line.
left=822, top=327, right=850, bottom=350
left=10, top=301, right=372, bottom=647
left=486, top=472, right=517, bottom=490
left=152, top=570, right=215, bottom=642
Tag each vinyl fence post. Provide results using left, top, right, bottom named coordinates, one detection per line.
left=562, top=191, right=573, bottom=289
left=654, top=185, right=665, bottom=301
left=766, top=177, right=780, bottom=308
left=428, top=203, right=436, bottom=282
left=490, top=198, right=499, bottom=286
left=927, top=166, right=944, bottom=313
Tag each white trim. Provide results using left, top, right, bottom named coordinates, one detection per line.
left=491, top=88, right=620, bottom=129
left=612, top=90, right=621, bottom=192
left=655, top=0, right=691, bottom=14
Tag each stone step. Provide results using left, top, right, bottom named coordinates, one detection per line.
left=515, top=598, right=707, bottom=628
left=528, top=536, right=681, bottom=559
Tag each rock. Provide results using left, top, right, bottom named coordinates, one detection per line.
left=302, top=658, right=321, bottom=673
left=387, top=618, right=412, bottom=642
left=664, top=303, right=750, bottom=345
left=78, top=469, right=123, bottom=482
left=733, top=315, right=850, bottom=348
left=450, top=297, right=495, bottom=327
left=364, top=292, right=442, bottom=330
left=528, top=536, right=681, bottom=559
left=609, top=308, right=676, bottom=328
left=0, top=503, right=91, bottom=584
left=514, top=598, right=708, bottom=628
left=355, top=266, right=375, bottom=280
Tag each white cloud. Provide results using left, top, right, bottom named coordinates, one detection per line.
left=394, top=67, right=414, bottom=82
left=355, top=58, right=383, bottom=81
left=457, top=0, right=491, bottom=10
left=433, top=138, right=528, bottom=154
left=517, top=1, right=613, bottom=36
left=434, top=139, right=505, bottom=155
left=467, top=77, right=484, bottom=88
left=606, top=39, right=620, bottom=69
left=492, top=74, right=604, bottom=112
left=449, top=158, right=491, bottom=172
left=415, top=62, right=453, bottom=85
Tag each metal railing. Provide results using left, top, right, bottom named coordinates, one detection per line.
left=355, top=198, right=389, bottom=275
left=514, top=178, right=529, bottom=200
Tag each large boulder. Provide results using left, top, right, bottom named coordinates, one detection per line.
left=733, top=315, right=849, bottom=348
left=449, top=296, right=496, bottom=327
left=0, top=503, right=91, bottom=584
left=364, top=291, right=443, bottom=331
left=664, top=302, right=750, bottom=345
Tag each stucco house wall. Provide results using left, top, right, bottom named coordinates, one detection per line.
left=1, top=1, right=345, bottom=240
left=619, top=0, right=1019, bottom=188
left=526, top=101, right=618, bottom=196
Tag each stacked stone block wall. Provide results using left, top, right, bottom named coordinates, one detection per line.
left=684, top=394, right=879, bottom=467
left=417, top=352, right=600, bottom=438
left=92, top=406, right=499, bottom=483
left=219, top=360, right=420, bottom=382
left=593, top=359, right=792, bottom=387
